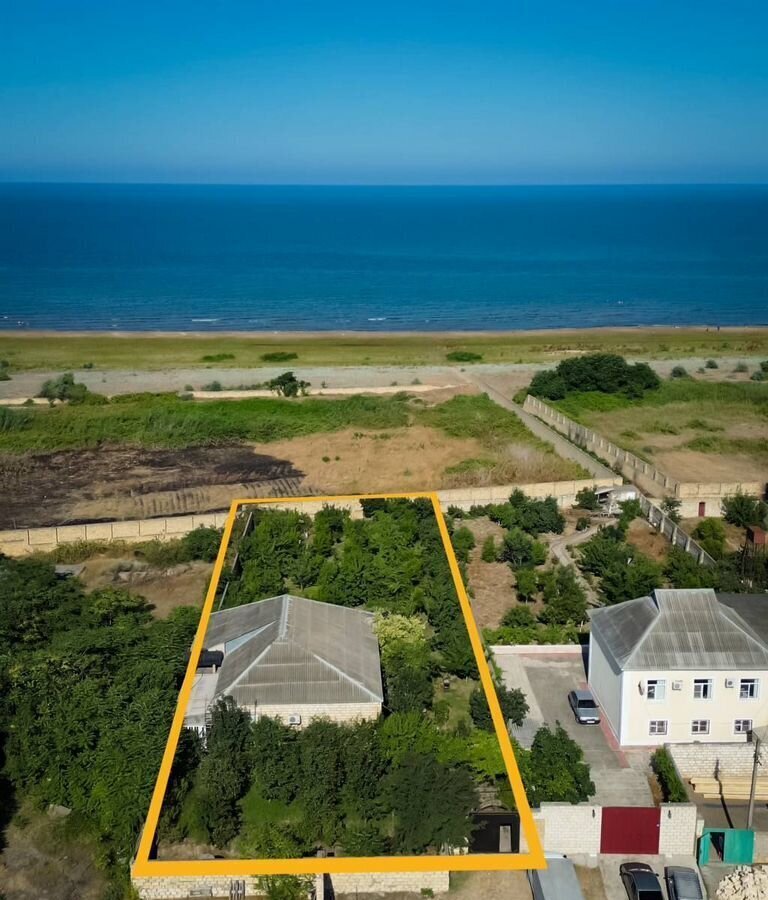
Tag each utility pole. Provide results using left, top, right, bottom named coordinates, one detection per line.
left=747, top=730, right=762, bottom=830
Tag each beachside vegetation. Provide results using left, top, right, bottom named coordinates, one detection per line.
left=528, top=353, right=660, bottom=401
left=2, top=328, right=767, bottom=371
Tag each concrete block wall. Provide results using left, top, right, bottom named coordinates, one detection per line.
left=534, top=803, right=602, bottom=855
left=133, top=870, right=449, bottom=899
left=659, top=804, right=701, bottom=855
left=0, top=479, right=623, bottom=557
left=668, top=741, right=764, bottom=779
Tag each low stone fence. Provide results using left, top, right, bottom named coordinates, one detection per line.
left=132, top=870, right=450, bottom=899
left=527, top=802, right=700, bottom=857
left=0, top=478, right=621, bottom=556
left=523, top=395, right=764, bottom=512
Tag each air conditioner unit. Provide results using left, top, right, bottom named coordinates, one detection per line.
left=287, top=714, right=302, bottom=726
left=672, top=681, right=683, bottom=691
left=725, top=679, right=735, bottom=689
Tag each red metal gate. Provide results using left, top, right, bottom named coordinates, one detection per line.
left=600, top=807, right=660, bottom=854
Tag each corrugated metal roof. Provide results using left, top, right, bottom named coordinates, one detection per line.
left=589, top=589, right=768, bottom=671
left=205, top=594, right=383, bottom=707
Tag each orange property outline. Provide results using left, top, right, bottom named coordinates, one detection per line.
left=132, top=492, right=545, bottom=877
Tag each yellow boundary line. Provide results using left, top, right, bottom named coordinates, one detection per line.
left=131, top=492, right=545, bottom=878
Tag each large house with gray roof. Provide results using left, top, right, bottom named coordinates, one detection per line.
left=185, top=594, right=384, bottom=732
left=588, top=588, right=768, bottom=746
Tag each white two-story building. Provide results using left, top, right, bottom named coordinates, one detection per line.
left=588, top=588, right=768, bottom=746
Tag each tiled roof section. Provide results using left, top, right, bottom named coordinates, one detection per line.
left=589, top=589, right=768, bottom=671
left=206, top=594, right=384, bottom=706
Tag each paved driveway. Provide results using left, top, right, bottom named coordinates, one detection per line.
left=496, top=652, right=653, bottom=806
left=599, top=855, right=704, bottom=900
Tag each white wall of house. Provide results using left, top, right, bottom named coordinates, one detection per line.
left=617, top=669, right=768, bottom=746
left=246, top=701, right=382, bottom=727
left=587, top=629, right=623, bottom=740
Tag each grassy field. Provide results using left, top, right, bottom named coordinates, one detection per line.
left=554, top=380, right=768, bottom=482
left=1, top=327, right=767, bottom=371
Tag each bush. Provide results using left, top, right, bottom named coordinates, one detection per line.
left=751, top=370, right=766, bottom=382
left=761, top=360, right=768, bottom=373
left=203, top=380, right=223, bottom=391
left=451, top=526, right=475, bottom=564
left=670, top=366, right=688, bottom=379
left=469, top=683, right=528, bottom=730
left=528, top=353, right=660, bottom=401
left=660, top=496, right=682, bottom=524
left=692, top=518, right=727, bottom=559
left=481, top=535, right=497, bottom=562
left=576, top=516, right=591, bottom=532
left=261, top=351, right=298, bottom=363
left=201, top=353, right=235, bottom=362
left=267, top=371, right=310, bottom=397
left=501, top=605, right=537, bottom=628
left=574, top=487, right=600, bottom=511
left=734, top=361, right=749, bottom=373
left=446, top=350, right=483, bottom=363
left=37, top=372, right=104, bottom=405
left=704, top=359, right=719, bottom=369
left=0, top=359, right=11, bottom=381
left=651, top=748, right=688, bottom=802
left=515, top=567, right=538, bottom=602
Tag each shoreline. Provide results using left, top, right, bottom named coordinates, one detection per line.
left=3, top=324, right=768, bottom=340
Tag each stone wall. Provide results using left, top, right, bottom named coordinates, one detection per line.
left=668, top=741, right=764, bottom=779
left=532, top=802, right=699, bottom=857
left=0, top=478, right=622, bottom=556
left=133, top=870, right=450, bottom=899
left=523, top=395, right=764, bottom=506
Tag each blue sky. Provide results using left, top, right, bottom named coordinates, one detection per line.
left=1, top=1, right=767, bottom=184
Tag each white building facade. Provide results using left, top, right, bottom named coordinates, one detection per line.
left=589, top=589, right=768, bottom=747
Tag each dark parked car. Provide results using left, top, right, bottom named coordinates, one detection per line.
left=665, top=866, right=704, bottom=900
left=620, top=862, right=664, bottom=900
left=567, top=689, right=601, bottom=725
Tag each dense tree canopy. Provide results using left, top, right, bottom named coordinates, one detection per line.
left=528, top=353, right=660, bottom=401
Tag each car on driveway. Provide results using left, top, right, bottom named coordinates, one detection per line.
left=665, top=866, right=703, bottom=900
left=568, top=689, right=601, bottom=724
left=619, top=862, right=664, bottom=900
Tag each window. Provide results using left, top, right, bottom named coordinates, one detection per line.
left=649, top=720, right=668, bottom=736
left=693, top=679, right=712, bottom=699
left=691, top=719, right=710, bottom=735
left=646, top=679, right=666, bottom=701
left=740, top=678, right=759, bottom=700
left=734, top=719, right=753, bottom=734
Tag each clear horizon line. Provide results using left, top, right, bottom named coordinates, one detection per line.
left=1, top=179, right=768, bottom=188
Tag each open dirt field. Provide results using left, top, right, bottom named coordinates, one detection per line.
left=77, top=556, right=213, bottom=618
left=626, top=518, right=674, bottom=563
left=464, top=517, right=517, bottom=629
left=0, top=422, right=581, bottom=528
left=572, top=395, right=768, bottom=484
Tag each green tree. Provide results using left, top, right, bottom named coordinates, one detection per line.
left=722, top=492, right=768, bottom=528
left=515, top=568, right=538, bottom=603
left=574, top=488, right=600, bottom=511
left=481, top=535, right=497, bottom=562
left=451, top=526, right=476, bottom=564
left=660, top=496, right=682, bottom=524
left=522, top=724, right=595, bottom=804
left=600, top=553, right=662, bottom=605
left=664, top=546, right=716, bottom=589
left=500, top=528, right=546, bottom=568
left=538, top=566, right=587, bottom=625
left=266, top=371, right=310, bottom=397
left=469, top=684, right=528, bottom=731
left=385, top=752, right=477, bottom=853
left=692, top=518, right=727, bottom=559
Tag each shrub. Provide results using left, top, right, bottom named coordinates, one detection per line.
left=576, top=516, right=591, bottom=532
left=267, top=371, right=310, bottom=397
left=660, top=496, right=682, bottom=524
left=751, top=371, right=766, bottom=382
left=734, top=361, right=749, bottom=373
left=499, top=527, right=546, bottom=568
left=704, top=359, right=718, bottom=369
left=670, top=366, right=688, bottom=379
left=469, top=683, right=528, bottom=730
left=203, top=380, right=223, bottom=391
left=651, top=748, right=688, bottom=802
left=37, top=372, right=104, bottom=405
left=261, top=351, right=298, bottom=363
left=201, top=352, right=235, bottom=362
left=446, top=350, right=483, bottom=363
left=528, top=353, right=660, bottom=400
left=692, top=518, right=727, bottom=559
left=451, top=526, right=475, bottom=564
left=0, top=406, right=31, bottom=433
left=515, top=567, right=538, bottom=602
left=574, top=487, right=600, bottom=511
left=761, top=360, right=768, bottom=373
left=481, top=535, right=497, bottom=562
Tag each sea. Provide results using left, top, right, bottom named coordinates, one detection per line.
left=1, top=183, right=767, bottom=332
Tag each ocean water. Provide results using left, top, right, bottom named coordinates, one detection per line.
left=0, top=183, right=767, bottom=332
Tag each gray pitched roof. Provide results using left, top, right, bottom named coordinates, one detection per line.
left=589, top=589, right=768, bottom=671
left=206, top=594, right=384, bottom=706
